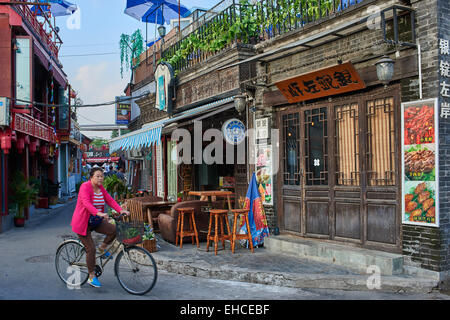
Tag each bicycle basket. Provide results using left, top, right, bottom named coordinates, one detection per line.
left=116, top=221, right=144, bottom=245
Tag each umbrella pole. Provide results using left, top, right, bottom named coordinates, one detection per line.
left=178, top=0, right=181, bottom=35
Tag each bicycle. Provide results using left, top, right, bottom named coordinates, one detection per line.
left=55, top=214, right=158, bottom=295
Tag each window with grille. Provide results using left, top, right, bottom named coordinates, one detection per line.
left=366, top=97, right=396, bottom=186
left=304, top=108, right=328, bottom=186
left=282, top=113, right=300, bottom=186
left=335, top=103, right=360, bottom=186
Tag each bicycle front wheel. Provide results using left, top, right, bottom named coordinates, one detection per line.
left=55, top=240, right=89, bottom=288
left=114, top=246, right=158, bottom=295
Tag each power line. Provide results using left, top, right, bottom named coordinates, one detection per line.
left=59, top=52, right=119, bottom=57
left=7, top=91, right=148, bottom=108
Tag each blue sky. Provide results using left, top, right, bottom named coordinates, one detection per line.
left=56, top=0, right=218, bottom=139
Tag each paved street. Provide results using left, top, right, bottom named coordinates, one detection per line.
left=0, top=200, right=449, bottom=301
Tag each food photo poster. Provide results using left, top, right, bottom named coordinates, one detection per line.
left=401, top=98, right=439, bottom=227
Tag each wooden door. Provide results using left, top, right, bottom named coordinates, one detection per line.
left=303, top=107, right=330, bottom=238
left=277, top=86, right=401, bottom=252
left=279, top=112, right=302, bottom=233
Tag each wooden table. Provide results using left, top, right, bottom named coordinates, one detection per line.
left=189, top=191, right=233, bottom=211
left=141, top=201, right=177, bottom=230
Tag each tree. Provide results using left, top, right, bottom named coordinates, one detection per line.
left=90, top=138, right=109, bottom=150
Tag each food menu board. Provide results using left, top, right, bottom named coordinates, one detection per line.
left=401, top=98, right=439, bottom=227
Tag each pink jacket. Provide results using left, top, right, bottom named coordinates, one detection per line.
left=71, top=181, right=123, bottom=236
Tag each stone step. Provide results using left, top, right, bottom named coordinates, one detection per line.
left=264, top=234, right=404, bottom=276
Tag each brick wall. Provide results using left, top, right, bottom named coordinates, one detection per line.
left=437, top=0, right=450, bottom=275
left=251, top=0, right=450, bottom=273
left=401, top=0, right=450, bottom=274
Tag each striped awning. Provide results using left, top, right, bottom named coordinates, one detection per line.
left=109, top=119, right=166, bottom=152
left=108, top=96, right=236, bottom=153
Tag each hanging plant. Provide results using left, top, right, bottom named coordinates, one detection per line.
left=119, top=29, right=144, bottom=78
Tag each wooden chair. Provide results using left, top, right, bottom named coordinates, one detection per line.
left=230, top=209, right=254, bottom=254
left=175, top=207, right=199, bottom=249
left=206, top=209, right=232, bottom=255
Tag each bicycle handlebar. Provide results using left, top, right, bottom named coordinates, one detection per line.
left=113, top=213, right=128, bottom=221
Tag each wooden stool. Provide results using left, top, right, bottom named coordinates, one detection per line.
left=175, top=207, right=199, bottom=249
left=231, top=209, right=254, bottom=254
left=206, top=209, right=232, bottom=255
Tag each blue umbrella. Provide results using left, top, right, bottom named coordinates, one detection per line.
left=147, top=37, right=162, bottom=47
left=31, top=0, right=78, bottom=17
left=125, top=0, right=190, bottom=25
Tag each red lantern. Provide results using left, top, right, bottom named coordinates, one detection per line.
left=29, top=138, right=38, bottom=154
left=16, top=137, right=25, bottom=154
left=1, top=131, right=11, bottom=154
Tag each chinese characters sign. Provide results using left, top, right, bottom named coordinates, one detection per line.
left=116, top=100, right=131, bottom=125
left=401, top=98, right=439, bottom=227
left=275, top=62, right=366, bottom=103
left=440, top=38, right=450, bottom=118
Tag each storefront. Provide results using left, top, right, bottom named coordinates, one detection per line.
left=275, top=80, right=402, bottom=252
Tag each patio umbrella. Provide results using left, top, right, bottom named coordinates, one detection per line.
left=239, top=173, right=270, bottom=248
left=30, top=0, right=78, bottom=17
left=124, top=0, right=190, bottom=25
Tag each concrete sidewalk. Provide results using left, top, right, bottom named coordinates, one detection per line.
left=151, top=234, right=441, bottom=294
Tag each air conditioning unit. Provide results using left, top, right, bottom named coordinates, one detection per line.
left=0, top=97, right=10, bottom=126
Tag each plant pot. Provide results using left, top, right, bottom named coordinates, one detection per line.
left=14, top=217, right=25, bottom=228
left=139, top=239, right=157, bottom=252
left=36, top=197, right=49, bottom=209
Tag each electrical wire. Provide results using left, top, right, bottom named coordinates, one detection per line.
left=59, top=52, right=120, bottom=57
left=7, top=91, right=149, bottom=108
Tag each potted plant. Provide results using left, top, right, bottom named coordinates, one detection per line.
left=140, top=223, right=157, bottom=252
left=46, top=179, right=61, bottom=205
left=104, top=175, right=127, bottom=200
left=9, top=171, right=39, bottom=227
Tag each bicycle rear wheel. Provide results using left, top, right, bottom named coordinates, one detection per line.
left=114, top=246, right=158, bottom=295
left=55, top=240, right=89, bottom=288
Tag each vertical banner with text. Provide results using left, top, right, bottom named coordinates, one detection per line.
left=401, top=98, right=439, bottom=227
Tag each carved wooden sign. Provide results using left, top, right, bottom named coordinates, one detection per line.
left=176, top=66, right=240, bottom=108
left=275, top=62, right=366, bottom=103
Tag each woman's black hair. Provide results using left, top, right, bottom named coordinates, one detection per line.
left=89, top=167, right=104, bottom=178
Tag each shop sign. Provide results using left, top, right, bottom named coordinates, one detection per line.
left=115, top=98, right=131, bottom=125
left=155, top=62, right=174, bottom=113
left=222, top=118, right=246, bottom=145
left=439, top=38, right=450, bottom=118
left=401, top=98, right=439, bottom=227
left=255, top=144, right=273, bottom=206
left=255, top=117, right=270, bottom=140
left=275, top=62, right=366, bottom=103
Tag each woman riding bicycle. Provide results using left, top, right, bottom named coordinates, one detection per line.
left=71, top=167, right=130, bottom=288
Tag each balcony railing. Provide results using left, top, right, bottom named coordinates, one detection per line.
left=13, top=4, right=62, bottom=59
left=161, top=0, right=366, bottom=74
left=13, top=113, right=57, bottom=143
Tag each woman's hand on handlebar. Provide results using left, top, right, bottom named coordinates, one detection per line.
left=120, top=210, right=130, bottom=217
left=96, top=212, right=109, bottom=219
